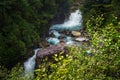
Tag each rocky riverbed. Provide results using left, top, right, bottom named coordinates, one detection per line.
left=35, top=9, right=90, bottom=67
left=24, top=9, right=91, bottom=76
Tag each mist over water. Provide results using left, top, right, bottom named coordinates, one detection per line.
left=50, top=10, right=82, bottom=31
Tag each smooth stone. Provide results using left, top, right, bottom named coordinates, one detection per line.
left=71, top=31, right=81, bottom=37
left=75, top=37, right=89, bottom=42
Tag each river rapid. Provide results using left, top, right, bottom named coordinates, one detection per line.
left=24, top=9, right=89, bottom=78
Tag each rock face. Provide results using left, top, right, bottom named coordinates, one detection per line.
left=36, top=43, right=67, bottom=66
left=37, top=43, right=66, bottom=58
left=71, top=31, right=81, bottom=37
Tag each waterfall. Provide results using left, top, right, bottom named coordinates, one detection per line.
left=63, top=10, right=82, bottom=27
left=23, top=9, right=83, bottom=78
left=47, top=9, right=83, bottom=45
left=24, top=48, right=40, bottom=78
left=50, top=10, right=83, bottom=31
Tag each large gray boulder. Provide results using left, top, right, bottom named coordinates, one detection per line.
left=36, top=43, right=67, bottom=66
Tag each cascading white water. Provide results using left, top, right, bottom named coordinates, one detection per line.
left=46, top=37, right=60, bottom=45
left=63, top=10, right=82, bottom=27
left=24, top=48, right=40, bottom=78
left=50, top=10, right=82, bottom=31
left=65, top=36, right=74, bottom=45
left=47, top=9, right=83, bottom=45
left=24, top=9, right=84, bottom=79
left=49, top=30, right=61, bottom=38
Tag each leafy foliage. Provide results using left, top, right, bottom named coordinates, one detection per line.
left=0, top=0, right=73, bottom=68
left=2, top=10, right=120, bottom=80
left=0, top=66, right=8, bottom=80
left=34, top=15, right=120, bottom=79
left=81, top=0, right=120, bottom=26
left=0, top=0, right=120, bottom=80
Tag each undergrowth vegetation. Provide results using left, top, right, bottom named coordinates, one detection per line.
left=0, top=13, right=119, bottom=80
left=0, top=0, right=120, bottom=80
left=1, top=14, right=120, bottom=80
left=34, top=15, right=120, bottom=80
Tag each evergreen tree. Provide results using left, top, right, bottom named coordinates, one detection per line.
left=0, top=0, right=73, bottom=68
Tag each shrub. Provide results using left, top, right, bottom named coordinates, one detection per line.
left=35, top=15, right=120, bottom=80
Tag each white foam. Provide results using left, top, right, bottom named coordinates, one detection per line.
left=50, top=9, right=83, bottom=31
left=24, top=48, right=40, bottom=78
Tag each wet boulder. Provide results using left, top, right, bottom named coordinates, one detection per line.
left=36, top=43, right=67, bottom=66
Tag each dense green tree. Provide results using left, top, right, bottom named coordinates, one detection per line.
left=0, top=0, right=120, bottom=79
left=0, top=0, right=74, bottom=68
left=81, top=0, right=120, bottom=26
left=112, top=0, right=120, bottom=20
